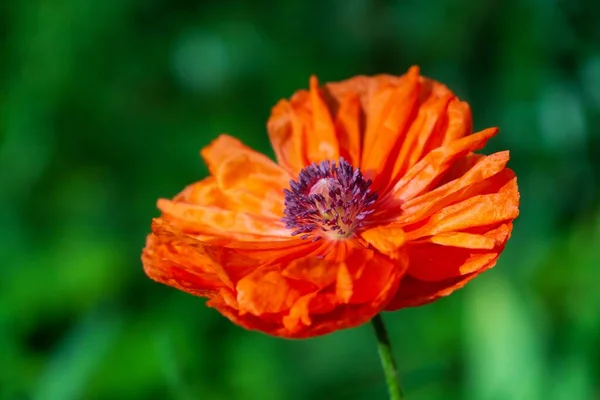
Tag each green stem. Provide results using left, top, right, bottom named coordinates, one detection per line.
left=371, top=314, right=404, bottom=399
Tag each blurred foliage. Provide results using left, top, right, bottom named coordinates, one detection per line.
left=1, top=0, right=600, bottom=399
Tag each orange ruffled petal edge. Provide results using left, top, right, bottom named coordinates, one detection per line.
left=142, top=66, right=520, bottom=338
left=143, top=219, right=408, bottom=338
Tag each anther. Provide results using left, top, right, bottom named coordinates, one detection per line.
left=282, top=158, right=377, bottom=240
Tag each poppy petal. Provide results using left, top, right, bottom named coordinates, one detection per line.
left=142, top=220, right=234, bottom=293
left=144, top=219, right=314, bottom=289
left=442, top=98, right=473, bottom=145
left=281, top=255, right=339, bottom=289
left=268, top=99, right=308, bottom=175
left=200, top=134, right=290, bottom=218
left=404, top=176, right=519, bottom=240
left=307, top=76, right=340, bottom=162
left=360, top=225, right=406, bottom=259
left=204, top=246, right=406, bottom=338
left=406, top=223, right=512, bottom=281
left=166, top=177, right=289, bottom=241
left=389, top=127, right=499, bottom=203
left=381, top=156, right=515, bottom=236
left=236, top=267, right=305, bottom=316
left=385, top=249, right=502, bottom=310
left=285, top=250, right=405, bottom=337
left=142, top=234, right=225, bottom=297
left=397, top=151, right=511, bottom=224
left=425, top=232, right=497, bottom=249
left=361, top=66, right=421, bottom=183
left=333, top=92, right=362, bottom=166
left=157, top=198, right=289, bottom=239
left=388, top=93, right=464, bottom=187
left=335, top=262, right=354, bottom=304
left=280, top=241, right=365, bottom=291
left=267, top=79, right=341, bottom=174
left=282, top=293, right=323, bottom=331
left=321, top=74, right=396, bottom=169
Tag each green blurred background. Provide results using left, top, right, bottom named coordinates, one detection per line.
left=1, top=0, right=599, bottom=399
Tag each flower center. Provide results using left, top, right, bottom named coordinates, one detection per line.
left=282, top=159, right=378, bottom=240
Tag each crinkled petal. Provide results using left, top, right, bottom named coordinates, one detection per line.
left=396, top=151, right=510, bottom=224
left=388, top=127, right=498, bottom=203
left=142, top=219, right=315, bottom=292
left=388, top=92, right=463, bottom=187
left=267, top=67, right=475, bottom=196
left=332, top=92, right=362, bottom=166
left=385, top=240, right=505, bottom=310
left=142, top=219, right=234, bottom=293
left=154, top=135, right=295, bottom=240
left=200, top=134, right=290, bottom=218
left=236, top=267, right=307, bottom=316
left=267, top=99, right=308, bottom=175
left=318, top=67, right=473, bottom=194
left=361, top=66, right=421, bottom=186
left=205, top=244, right=406, bottom=338
left=281, top=255, right=339, bottom=289
left=406, top=224, right=512, bottom=281
left=267, top=78, right=340, bottom=175
left=360, top=225, right=406, bottom=259
left=307, top=76, right=340, bottom=162
left=335, top=262, right=354, bottom=304
left=404, top=176, right=519, bottom=240
left=425, top=231, right=496, bottom=249
left=280, top=240, right=365, bottom=291
left=367, top=151, right=518, bottom=308
left=143, top=220, right=387, bottom=336
left=385, top=222, right=512, bottom=310
left=158, top=199, right=290, bottom=239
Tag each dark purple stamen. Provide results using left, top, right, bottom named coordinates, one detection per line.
left=282, top=158, right=378, bottom=240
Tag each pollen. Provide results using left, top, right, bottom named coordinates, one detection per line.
left=282, top=158, right=378, bottom=240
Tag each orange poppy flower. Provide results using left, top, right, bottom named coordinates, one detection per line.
left=142, top=66, right=520, bottom=338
